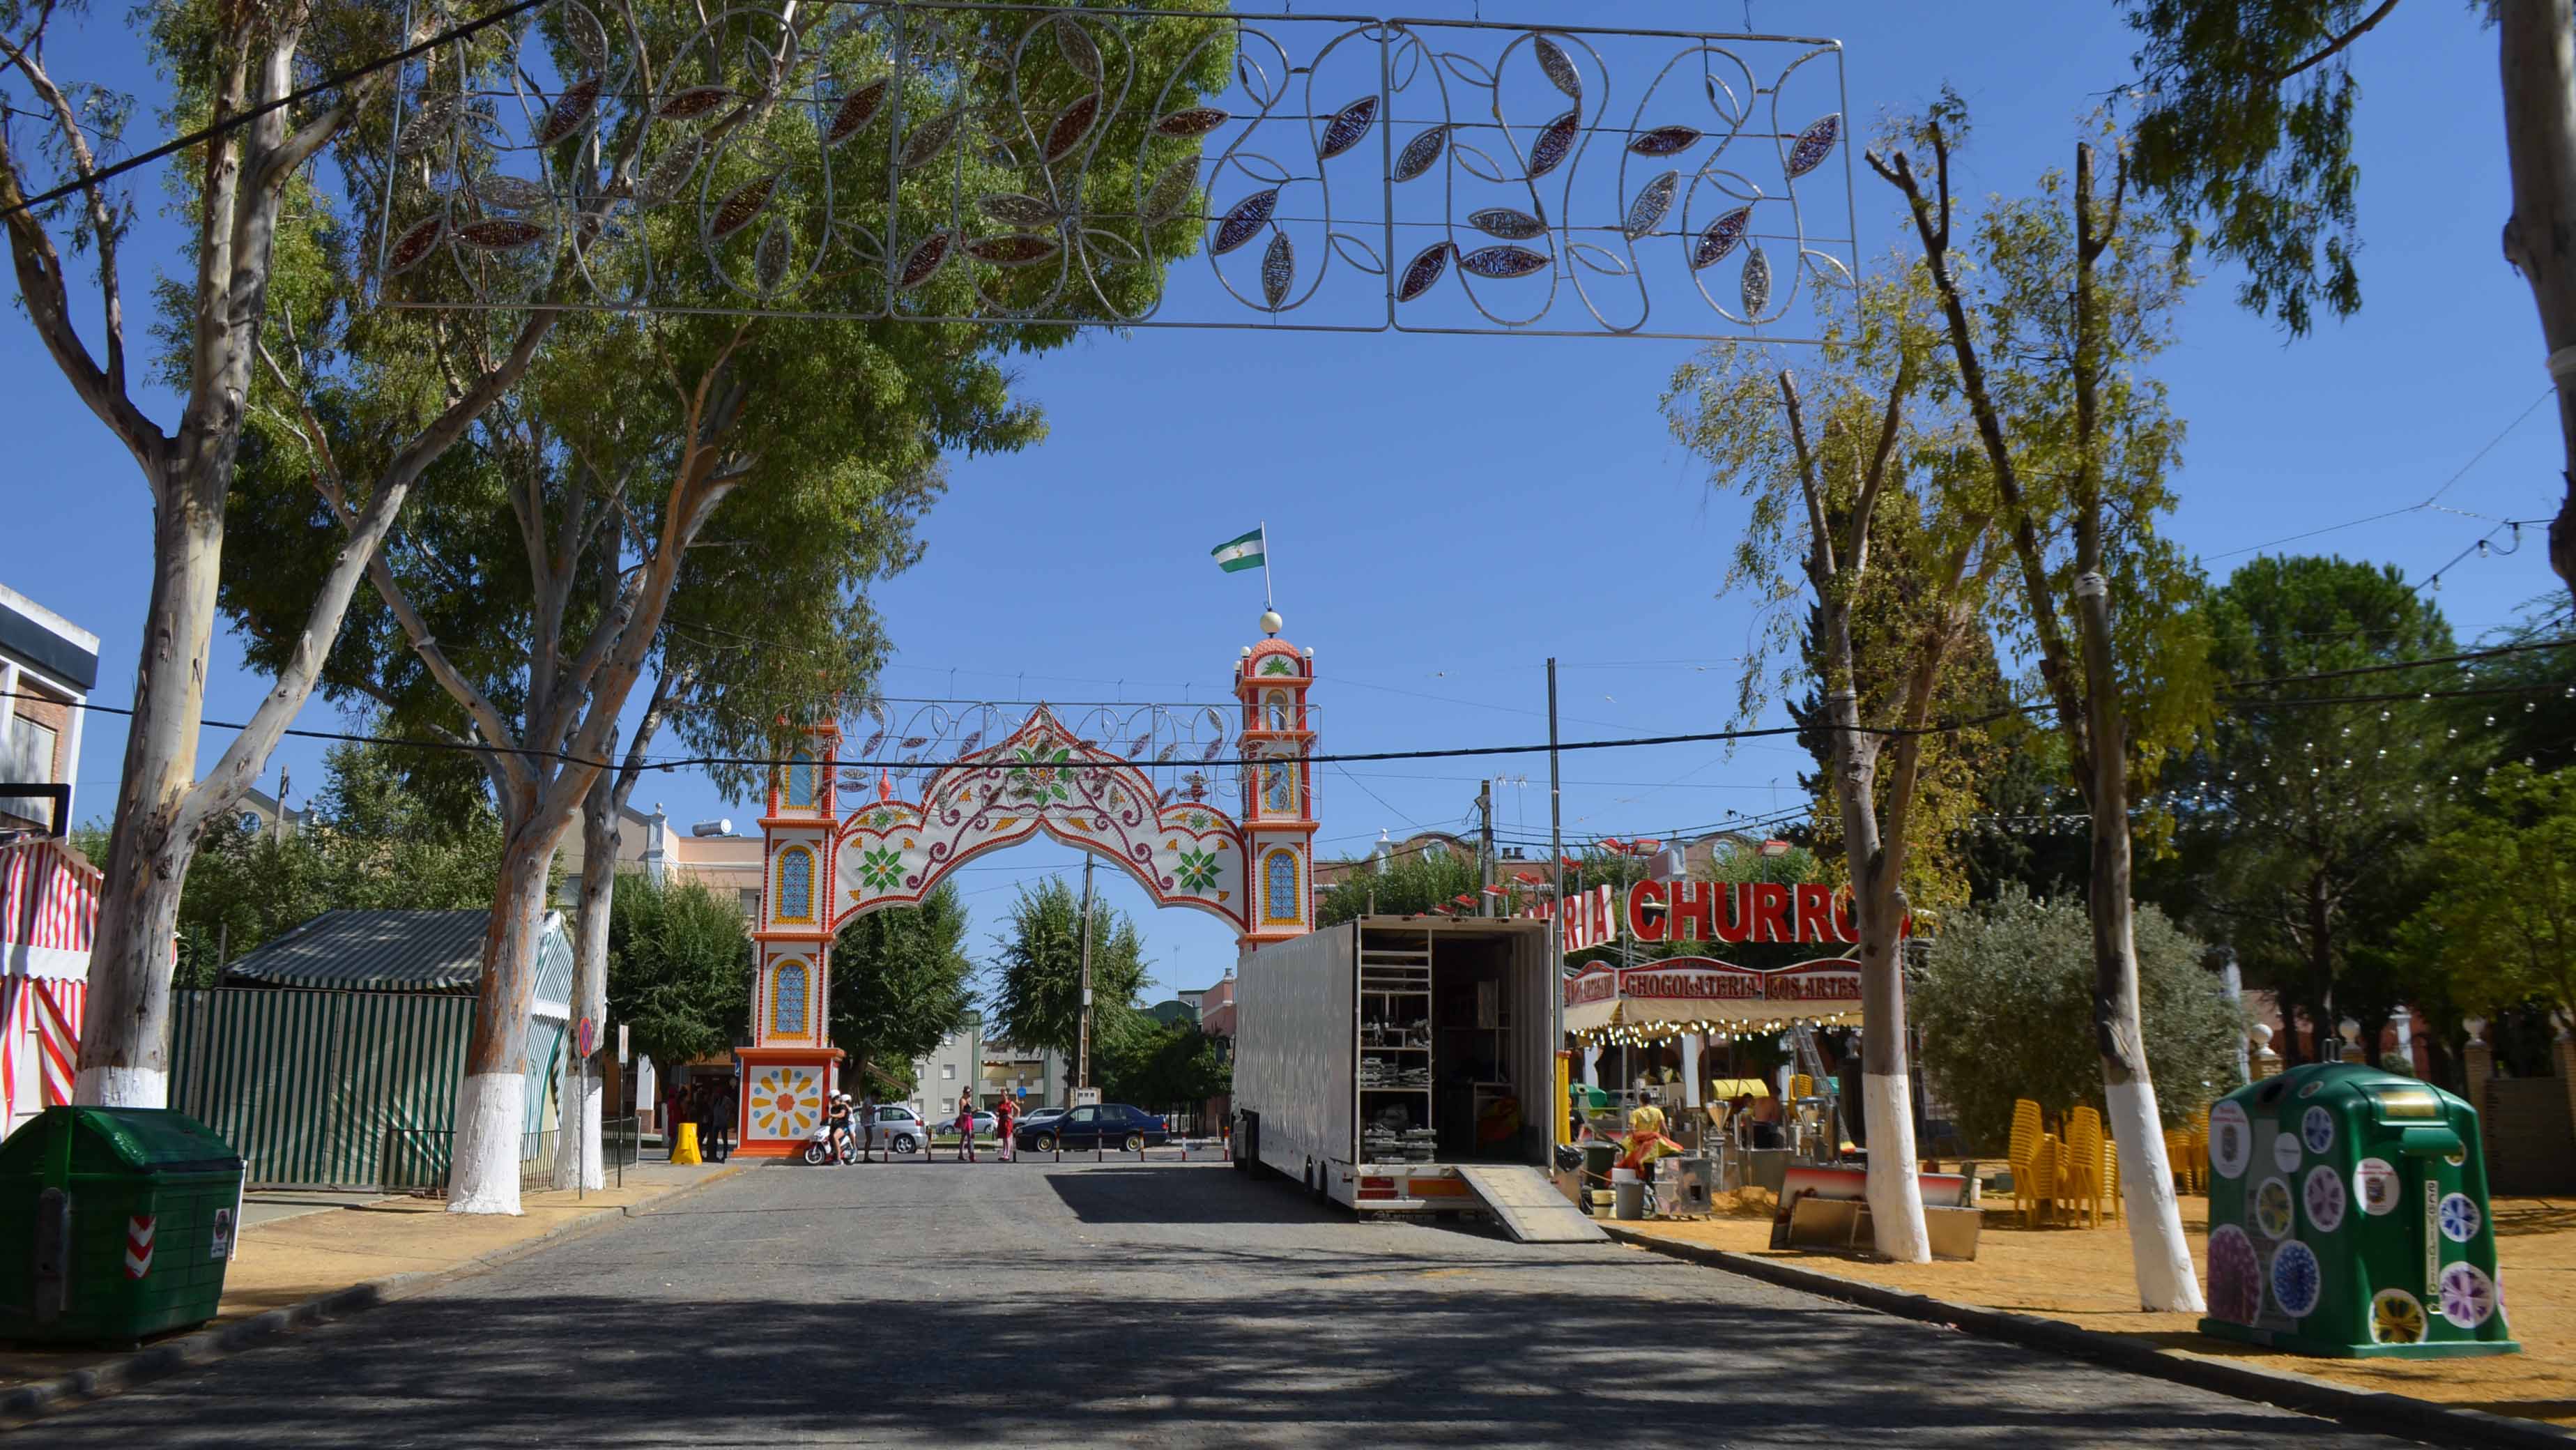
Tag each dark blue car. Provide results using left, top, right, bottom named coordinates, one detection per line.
left=1016, top=1102, right=1170, bottom=1153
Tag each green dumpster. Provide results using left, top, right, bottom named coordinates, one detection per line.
left=0, top=1106, right=245, bottom=1344
left=2199, top=1062, right=2517, bottom=1358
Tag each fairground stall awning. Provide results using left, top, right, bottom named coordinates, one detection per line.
left=2, top=836, right=98, bottom=1131
left=1563, top=956, right=1863, bottom=1044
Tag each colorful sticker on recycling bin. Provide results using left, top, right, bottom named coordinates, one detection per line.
left=2272, top=1130, right=2305, bottom=1174
left=2209, top=1101, right=2251, bottom=1179
left=2355, top=1158, right=2399, bottom=1216
left=2370, top=1288, right=2428, bottom=1345
left=2254, top=1176, right=2297, bottom=1239
left=2301, top=1104, right=2335, bottom=1154
left=2438, top=1262, right=2497, bottom=1329
left=2271, top=1239, right=2322, bottom=1319
left=2439, top=1193, right=2483, bottom=1244
left=2206, top=1224, right=2262, bottom=1326
left=2303, top=1164, right=2347, bottom=1233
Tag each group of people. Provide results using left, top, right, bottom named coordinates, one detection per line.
left=664, top=1078, right=736, bottom=1162
left=810, top=1089, right=1025, bottom=1164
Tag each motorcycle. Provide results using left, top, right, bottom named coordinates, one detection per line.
left=801, top=1119, right=855, bottom=1166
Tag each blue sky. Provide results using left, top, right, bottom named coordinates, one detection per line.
left=8, top=1, right=2566, bottom=998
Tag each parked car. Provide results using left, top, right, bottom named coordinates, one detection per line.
left=869, top=1105, right=927, bottom=1154
left=1015, top=1102, right=1170, bottom=1153
left=1019, top=1106, right=1066, bottom=1130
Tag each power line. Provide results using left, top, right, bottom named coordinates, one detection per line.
left=0, top=0, right=553, bottom=222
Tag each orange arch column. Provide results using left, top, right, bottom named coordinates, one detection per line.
left=1238, top=629, right=1318, bottom=954
left=741, top=722, right=846, bottom=1157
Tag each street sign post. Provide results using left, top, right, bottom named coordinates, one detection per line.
left=576, top=1017, right=597, bottom=1059
left=617, top=1022, right=629, bottom=1064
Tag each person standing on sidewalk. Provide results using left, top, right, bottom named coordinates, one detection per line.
left=955, top=1092, right=979, bottom=1163
left=857, top=1088, right=879, bottom=1163
left=996, top=1095, right=1019, bottom=1163
left=707, top=1077, right=737, bottom=1162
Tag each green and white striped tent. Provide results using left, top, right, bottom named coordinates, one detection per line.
left=171, top=910, right=572, bottom=1189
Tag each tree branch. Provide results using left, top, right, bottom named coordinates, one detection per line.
left=2269, top=0, right=2402, bottom=82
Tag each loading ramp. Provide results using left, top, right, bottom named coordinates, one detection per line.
left=1456, top=1165, right=1607, bottom=1244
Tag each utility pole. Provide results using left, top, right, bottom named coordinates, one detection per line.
left=1077, top=853, right=1095, bottom=1093
left=1547, top=659, right=1564, bottom=1076
left=1478, top=779, right=1495, bottom=917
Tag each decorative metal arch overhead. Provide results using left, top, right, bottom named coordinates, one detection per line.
left=373, top=3, right=1855, bottom=340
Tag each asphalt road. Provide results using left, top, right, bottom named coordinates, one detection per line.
left=33, top=1158, right=2439, bottom=1448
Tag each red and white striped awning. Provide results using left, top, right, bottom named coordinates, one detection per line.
left=3, top=837, right=98, bottom=1122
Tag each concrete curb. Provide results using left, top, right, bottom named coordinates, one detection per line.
left=1601, top=1225, right=2572, bottom=1450
left=1, top=1162, right=749, bottom=1429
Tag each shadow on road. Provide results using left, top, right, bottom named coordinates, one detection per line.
left=1045, top=1166, right=1338, bottom=1225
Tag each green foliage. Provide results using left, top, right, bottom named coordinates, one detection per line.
left=2398, top=765, right=2576, bottom=1020
left=986, top=876, right=1149, bottom=1064
left=2119, top=0, right=2394, bottom=334
left=1316, top=841, right=1481, bottom=925
left=827, top=886, right=978, bottom=1089
left=1097, top=1016, right=1230, bottom=1114
left=2157, top=556, right=2460, bottom=1051
left=1914, top=887, right=2246, bottom=1150
left=605, top=873, right=752, bottom=1070
left=167, top=738, right=509, bottom=986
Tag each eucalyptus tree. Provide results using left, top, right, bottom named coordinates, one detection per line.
left=1665, top=258, right=2006, bottom=1262
left=230, top=1, right=1227, bottom=1209
left=0, top=2, right=572, bottom=1106
left=2119, top=0, right=2576, bottom=603
left=1871, top=105, right=2214, bottom=1308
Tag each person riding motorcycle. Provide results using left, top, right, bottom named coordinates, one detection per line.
left=822, top=1092, right=857, bottom=1164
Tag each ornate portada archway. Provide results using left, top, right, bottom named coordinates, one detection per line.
left=734, top=624, right=1319, bottom=1156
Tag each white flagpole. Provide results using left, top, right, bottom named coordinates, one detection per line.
left=1261, top=520, right=1275, bottom=611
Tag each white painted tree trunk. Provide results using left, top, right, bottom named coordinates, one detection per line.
left=554, top=1068, right=604, bottom=1193
left=554, top=779, right=616, bottom=1191
left=2108, top=1076, right=2198, bottom=1309
left=450, top=1072, right=526, bottom=1216
left=1862, top=1071, right=1929, bottom=1262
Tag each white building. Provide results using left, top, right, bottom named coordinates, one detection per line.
left=0, top=584, right=98, bottom=839
left=912, top=1012, right=983, bottom=1120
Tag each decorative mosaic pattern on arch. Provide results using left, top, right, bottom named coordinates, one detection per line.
left=832, top=706, right=1249, bottom=931
left=770, top=957, right=811, bottom=1039
left=1262, top=848, right=1304, bottom=926
left=774, top=846, right=816, bottom=923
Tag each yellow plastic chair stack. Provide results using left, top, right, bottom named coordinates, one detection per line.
left=2102, top=1133, right=2124, bottom=1223
left=1788, top=1074, right=1814, bottom=1102
left=2025, top=1134, right=2060, bottom=1229
left=2007, top=1098, right=2044, bottom=1221
left=2187, top=1106, right=2211, bottom=1193
left=2064, top=1106, right=2106, bottom=1228
left=2163, top=1127, right=2191, bottom=1190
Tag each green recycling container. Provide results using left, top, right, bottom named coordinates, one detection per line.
left=2199, top=1062, right=2517, bottom=1357
left=0, top=1106, right=245, bottom=1344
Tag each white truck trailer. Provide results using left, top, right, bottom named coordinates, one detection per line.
left=1231, top=917, right=1602, bottom=1242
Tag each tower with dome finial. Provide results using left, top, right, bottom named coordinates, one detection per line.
left=1236, top=608, right=1318, bottom=951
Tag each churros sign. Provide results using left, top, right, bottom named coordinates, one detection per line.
left=1564, top=957, right=1862, bottom=1012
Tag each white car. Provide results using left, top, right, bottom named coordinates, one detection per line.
left=866, top=1105, right=928, bottom=1154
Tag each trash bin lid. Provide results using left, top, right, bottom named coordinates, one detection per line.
left=0, top=1106, right=243, bottom=1181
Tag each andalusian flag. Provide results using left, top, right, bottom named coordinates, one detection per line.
left=1210, top=526, right=1266, bottom=573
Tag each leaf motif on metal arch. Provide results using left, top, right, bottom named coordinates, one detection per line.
left=1045, top=93, right=1101, bottom=165
left=898, top=231, right=952, bottom=289
left=1153, top=107, right=1229, bottom=139
left=1630, top=124, right=1701, bottom=157
left=535, top=76, right=599, bottom=147
left=898, top=107, right=965, bottom=169
left=1082, top=228, right=1144, bottom=265
left=755, top=224, right=792, bottom=292
left=1261, top=231, right=1294, bottom=310
left=1740, top=244, right=1772, bottom=315
left=1534, top=35, right=1581, bottom=100
left=635, top=137, right=704, bottom=207
left=965, top=234, right=1062, bottom=268
left=712, top=174, right=779, bottom=240
left=1395, top=241, right=1450, bottom=302
left=475, top=175, right=552, bottom=213
left=1438, top=52, right=1496, bottom=90
left=1622, top=171, right=1678, bottom=241
left=1211, top=188, right=1278, bottom=255
left=452, top=218, right=548, bottom=252
left=1692, top=205, right=1752, bottom=270
left=1567, top=242, right=1632, bottom=276
left=396, top=94, right=457, bottom=157
left=1143, top=155, right=1200, bottom=224
left=1786, top=113, right=1841, bottom=179
left=1317, top=95, right=1379, bottom=161
left=1528, top=109, right=1578, bottom=179
left=1157, top=743, right=1181, bottom=763
left=656, top=86, right=733, bottom=123
left=979, top=193, right=1059, bottom=227
left=1328, top=231, right=1386, bottom=275
left=826, top=79, right=889, bottom=149
left=387, top=216, right=446, bottom=275
left=1458, top=244, right=1549, bottom=280
left=1705, top=73, right=1747, bottom=124
left=1055, top=15, right=1102, bottom=84
left=1469, top=207, right=1547, bottom=241
left=1392, top=124, right=1450, bottom=182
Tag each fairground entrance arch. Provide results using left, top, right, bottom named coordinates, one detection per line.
left=734, top=622, right=1318, bottom=1156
